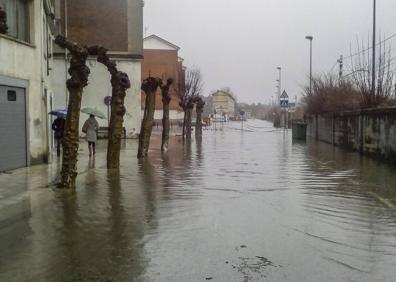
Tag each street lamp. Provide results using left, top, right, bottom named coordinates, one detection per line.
left=372, top=0, right=376, bottom=99
left=276, top=67, right=282, bottom=105
left=305, top=36, right=313, bottom=96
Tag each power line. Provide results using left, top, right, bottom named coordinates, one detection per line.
left=344, top=33, right=396, bottom=60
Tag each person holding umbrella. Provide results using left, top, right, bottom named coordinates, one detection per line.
left=82, top=114, right=99, bottom=157
left=52, top=114, right=66, bottom=157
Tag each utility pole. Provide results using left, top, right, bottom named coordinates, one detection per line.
left=277, top=67, right=282, bottom=104
left=338, top=55, right=343, bottom=80
left=371, top=0, right=377, bottom=102
left=305, top=36, right=313, bottom=95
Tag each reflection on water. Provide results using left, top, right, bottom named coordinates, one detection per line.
left=0, top=120, right=396, bottom=282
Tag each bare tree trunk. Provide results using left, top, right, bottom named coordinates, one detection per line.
left=138, top=77, right=161, bottom=158
left=186, top=107, right=193, bottom=140
left=161, top=79, right=173, bottom=152
left=182, top=111, right=186, bottom=140
left=88, top=46, right=131, bottom=169
left=55, top=36, right=90, bottom=189
left=195, top=98, right=205, bottom=138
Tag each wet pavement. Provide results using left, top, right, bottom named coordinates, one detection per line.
left=1, top=120, right=396, bottom=282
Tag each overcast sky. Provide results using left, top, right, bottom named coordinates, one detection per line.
left=144, top=0, right=396, bottom=104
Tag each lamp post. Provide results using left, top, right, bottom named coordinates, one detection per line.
left=371, top=0, right=376, bottom=101
left=305, top=36, right=313, bottom=96
left=276, top=67, right=282, bottom=105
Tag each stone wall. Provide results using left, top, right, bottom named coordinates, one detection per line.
left=307, top=107, right=396, bottom=162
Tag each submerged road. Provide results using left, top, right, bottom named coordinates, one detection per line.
left=0, top=120, right=396, bottom=281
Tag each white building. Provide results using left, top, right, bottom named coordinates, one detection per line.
left=51, top=0, right=143, bottom=138
left=0, top=0, right=56, bottom=171
left=52, top=57, right=142, bottom=138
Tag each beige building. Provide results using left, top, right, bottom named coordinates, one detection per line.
left=0, top=0, right=56, bottom=170
left=212, top=90, right=237, bottom=118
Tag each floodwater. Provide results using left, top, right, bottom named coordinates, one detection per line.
left=1, top=120, right=396, bottom=282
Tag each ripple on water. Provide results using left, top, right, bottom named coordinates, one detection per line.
left=1, top=121, right=396, bottom=282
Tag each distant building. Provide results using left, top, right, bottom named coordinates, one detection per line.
left=211, top=90, right=237, bottom=118
left=52, top=0, right=144, bottom=138
left=0, top=0, right=56, bottom=170
left=142, top=35, right=185, bottom=122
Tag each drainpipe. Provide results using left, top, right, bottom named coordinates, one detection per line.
left=64, top=0, right=68, bottom=107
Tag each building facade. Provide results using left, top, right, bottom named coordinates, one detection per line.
left=142, top=35, right=185, bottom=122
left=212, top=90, right=237, bottom=118
left=52, top=0, right=143, bottom=138
left=0, top=0, right=56, bottom=171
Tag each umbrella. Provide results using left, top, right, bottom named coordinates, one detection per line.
left=81, top=107, right=106, bottom=119
left=49, top=109, right=67, bottom=117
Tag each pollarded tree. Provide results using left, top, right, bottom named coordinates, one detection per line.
left=138, top=77, right=161, bottom=158
left=88, top=46, right=131, bottom=169
left=161, top=78, right=174, bottom=152
left=185, top=98, right=195, bottom=140
left=195, top=97, right=205, bottom=138
left=178, top=67, right=203, bottom=140
left=55, top=35, right=91, bottom=189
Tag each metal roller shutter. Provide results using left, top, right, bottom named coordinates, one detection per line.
left=0, top=85, right=27, bottom=171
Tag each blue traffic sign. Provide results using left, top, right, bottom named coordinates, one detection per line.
left=280, top=100, right=289, bottom=108
left=240, top=111, right=245, bottom=116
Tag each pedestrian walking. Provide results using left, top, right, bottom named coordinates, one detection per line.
left=52, top=116, right=65, bottom=157
left=82, top=114, right=99, bottom=157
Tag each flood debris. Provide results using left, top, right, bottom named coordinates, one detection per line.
left=232, top=256, right=274, bottom=281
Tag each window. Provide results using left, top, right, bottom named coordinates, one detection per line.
left=0, top=0, right=29, bottom=42
left=7, top=90, right=17, bottom=101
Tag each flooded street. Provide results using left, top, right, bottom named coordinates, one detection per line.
left=1, top=120, right=396, bottom=282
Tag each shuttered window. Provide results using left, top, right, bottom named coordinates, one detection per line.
left=0, top=0, right=29, bottom=42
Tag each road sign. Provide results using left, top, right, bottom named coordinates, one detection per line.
left=280, top=90, right=289, bottom=99
left=240, top=111, right=245, bottom=116
left=104, top=96, right=112, bottom=106
left=280, top=100, right=289, bottom=108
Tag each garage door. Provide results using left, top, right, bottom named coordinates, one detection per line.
left=0, top=85, right=27, bottom=171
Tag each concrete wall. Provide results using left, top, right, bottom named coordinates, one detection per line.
left=0, top=0, right=54, bottom=164
left=307, top=107, right=396, bottom=161
left=151, top=109, right=184, bottom=121
left=52, top=57, right=142, bottom=137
